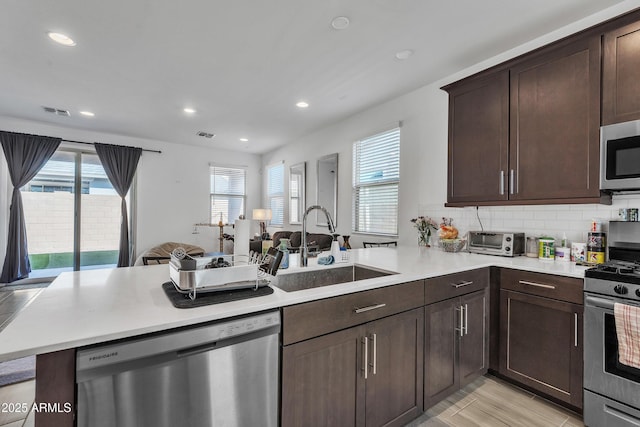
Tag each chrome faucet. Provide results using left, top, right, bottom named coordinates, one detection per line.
left=301, top=205, right=336, bottom=266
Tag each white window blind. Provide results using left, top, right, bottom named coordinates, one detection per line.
left=267, top=163, right=284, bottom=226
left=210, top=166, right=246, bottom=224
left=352, top=127, right=400, bottom=235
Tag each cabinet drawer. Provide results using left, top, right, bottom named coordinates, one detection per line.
left=425, top=268, right=489, bottom=305
left=500, top=268, right=583, bottom=305
left=282, top=280, right=424, bottom=345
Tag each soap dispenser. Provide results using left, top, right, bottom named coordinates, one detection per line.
left=331, top=233, right=341, bottom=261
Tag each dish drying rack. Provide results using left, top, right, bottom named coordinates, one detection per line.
left=169, top=247, right=281, bottom=300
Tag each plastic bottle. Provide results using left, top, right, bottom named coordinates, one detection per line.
left=331, top=234, right=341, bottom=261
left=279, top=238, right=289, bottom=269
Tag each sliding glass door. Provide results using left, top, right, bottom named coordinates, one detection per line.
left=21, top=149, right=122, bottom=276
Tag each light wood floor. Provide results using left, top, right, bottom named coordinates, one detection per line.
left=407, top=375, right=583, bottom=427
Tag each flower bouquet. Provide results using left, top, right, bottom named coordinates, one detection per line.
left=410, top=216, right=438, bottom=247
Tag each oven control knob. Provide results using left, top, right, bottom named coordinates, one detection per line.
left=506, top=237, right=512, bottom=242
left=636, top=289, right=640, bottom=298
left=614, top=284, right=628, bottom=295
left=505, top=247, right=511, bottom=252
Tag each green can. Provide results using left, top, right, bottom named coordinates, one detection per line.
left=538, top=238, right=555, bottom=260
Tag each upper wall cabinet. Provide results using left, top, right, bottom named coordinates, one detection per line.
left=446, top=71, right=509, bottom=204
left=444, top=34, right=609, bottom=206
left=509, top=36, right=601, bottom=202
left=603, top=20, right=640, bottom=125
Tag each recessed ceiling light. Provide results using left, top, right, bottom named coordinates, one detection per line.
left=183, top=107, right=196, bottom=114
left=296, top=101, right=309, bottom=109
left=331, top=16, right=350, bottom=30
left=395, top=49, right=414, bottom=60
left=239, top=138, right=249, bottom=142
left=79, top=111, right=95, bottom=117
left=47, top=32, right=76, bottom=47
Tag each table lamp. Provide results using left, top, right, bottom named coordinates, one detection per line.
left=252, top=208, right=272, bottom=240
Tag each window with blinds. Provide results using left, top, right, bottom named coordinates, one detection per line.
left=267, top=163, right=284, bottom=226
left=352, top=127, right=400, bottom=235
left=210, top=166, right=246, bottom=224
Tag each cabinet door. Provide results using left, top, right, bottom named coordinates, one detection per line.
left=424, top=298, right=459, bottom=408
left=282, top=325, right=366, bottom=427
left=365, top=308, right=424, bottom=427
left=499, top=289, right=583, bottom=409
left=509, top=35, right=601, bottom=201
left=459, top=289, right=489, bottom=388
left=446, top=70, right=509, bottom=205
left=603, top=20, right=640, bottom=125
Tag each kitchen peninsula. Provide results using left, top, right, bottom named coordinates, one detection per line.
left=0, top=247, right=588, bottom=426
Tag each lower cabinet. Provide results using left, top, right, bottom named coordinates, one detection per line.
left=281, top=281, right=425, bottom=427
left=282, top=307, right=424, bottom=427
left=424, top=269, right=490, bottom=408
left=498, top=269, right=583, bottom=410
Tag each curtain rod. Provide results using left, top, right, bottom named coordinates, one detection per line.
left=63, top=139, right=162, bottom=154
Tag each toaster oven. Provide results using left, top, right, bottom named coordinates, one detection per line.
left=467, top=231, right=525, bottom=257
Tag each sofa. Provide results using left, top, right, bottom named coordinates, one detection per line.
left=249, top=231, right=333, bottom=253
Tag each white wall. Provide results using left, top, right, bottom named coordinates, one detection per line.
left=262, top=0, right=640, bottom=249
left=0, top=117, right=262, bottom=263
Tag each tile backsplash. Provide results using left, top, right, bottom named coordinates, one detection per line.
left=419, top=194, right=640, bottom=246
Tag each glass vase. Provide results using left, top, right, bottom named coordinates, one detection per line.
left=418, top=230, right=431, bottom=247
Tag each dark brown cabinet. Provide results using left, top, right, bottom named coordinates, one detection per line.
left=281, top=282, right=424, bottom=427
left=446, top=71, right=509, bottom=204
left=424, top=269, right=489, bottom=409
left=509, top=36, right=601, bottom=202
left=603, top=20, right=640, bottom=125
left=498, top=269, right=583, bottom=410
left=444, top=34, right=608, bottom=206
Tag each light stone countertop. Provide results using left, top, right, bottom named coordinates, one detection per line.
left=0, top=246, right=589, bottom=362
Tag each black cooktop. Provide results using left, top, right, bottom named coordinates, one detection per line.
left=585, top=260, right=640, bottom=285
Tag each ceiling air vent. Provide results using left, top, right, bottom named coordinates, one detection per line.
left=197, top=131, right=215, bottom=139
left=42, top=106, right=70, bottom=116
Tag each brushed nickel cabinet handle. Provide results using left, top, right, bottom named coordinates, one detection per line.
left=464, top=303, right=468, bottom=336
left=455, top=306, right=464, bottom=337
left=500, top=171, right=505, bottom=195
left=451, top=281, right=474, bottom=288
left=362, top=336, right=368, bottom=379
left=371, top=333, right=377, bottom=375
left=354, top=303, right=386, bottom=314
left=518, top=280, right=556, bottom=290
left=510, top=169, right=517, bottom=194
left=574, top=313, right=578, bottom=347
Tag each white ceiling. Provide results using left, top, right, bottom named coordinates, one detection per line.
left=0, top=0, right=627, bottom=154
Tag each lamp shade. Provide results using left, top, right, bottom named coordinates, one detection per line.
left=252, top=208, right=272, bottom=221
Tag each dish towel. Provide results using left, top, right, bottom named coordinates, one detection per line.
left=614, top=302, right=640, bottom=369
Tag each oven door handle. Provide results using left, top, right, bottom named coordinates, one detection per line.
left=585, top=295, right=615, bottom=311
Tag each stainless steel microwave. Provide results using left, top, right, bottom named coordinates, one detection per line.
left=601, top=119, right=640, bottom=191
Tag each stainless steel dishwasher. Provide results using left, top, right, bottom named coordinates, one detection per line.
left=76, top=310, right=280, bottom=427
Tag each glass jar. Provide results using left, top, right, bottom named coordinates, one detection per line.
left=525, top=236, right=538, bottom=258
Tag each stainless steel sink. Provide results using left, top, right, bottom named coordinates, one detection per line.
left=272, top=265, right=396, bottom=292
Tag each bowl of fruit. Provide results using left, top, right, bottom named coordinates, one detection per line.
left=438, top=218, right=466, bottom=253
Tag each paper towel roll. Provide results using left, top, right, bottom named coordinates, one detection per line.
left=234, top=219, right=250, bottom=264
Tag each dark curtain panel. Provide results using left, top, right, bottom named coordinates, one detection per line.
left=0, top=132, right=61, bottom=283
left=95, top=143, right=142, bottom=267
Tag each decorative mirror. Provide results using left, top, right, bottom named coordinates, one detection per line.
left=316, top=153, right=338, bottom=227
left=289, top=162, right=306, bottom=225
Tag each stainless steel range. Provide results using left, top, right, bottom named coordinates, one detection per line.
left=584, top=221, right=640, bottom=426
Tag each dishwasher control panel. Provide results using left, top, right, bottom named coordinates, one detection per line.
left=76, top=310, right=280, bottom=372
